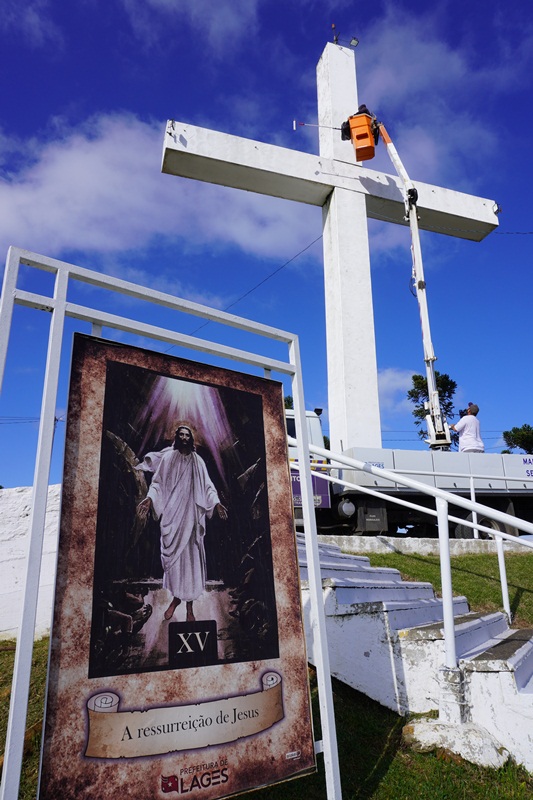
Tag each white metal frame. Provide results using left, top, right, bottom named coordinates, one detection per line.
left=0, top=246, right=342, bottom=800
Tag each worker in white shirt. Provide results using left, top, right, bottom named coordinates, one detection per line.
left=450, top=403, right=484, bottom=453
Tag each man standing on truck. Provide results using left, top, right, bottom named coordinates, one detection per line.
left=450, top=403, right=485, bottom=453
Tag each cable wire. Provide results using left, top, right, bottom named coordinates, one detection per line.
left=165, top=234, right=323, bottom=349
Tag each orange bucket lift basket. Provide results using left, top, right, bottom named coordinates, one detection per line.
left=345, top=113, right=375, bottom=162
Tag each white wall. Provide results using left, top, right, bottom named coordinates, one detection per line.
left=0, top=485, right=60, bottom=640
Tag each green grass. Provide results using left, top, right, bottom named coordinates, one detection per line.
left=254, top=669, right=533, bottom=800
left=2, top=552, right=533, bottom=798
left=0, top=637, right=48, bottom=799
left=362, top=551, right=533, bottom=628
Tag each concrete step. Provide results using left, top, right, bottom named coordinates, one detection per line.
left=511, top=632, right=533, bottom=691
left=464, top=631, right=533, bottom=773
left=298, top=552, right=379, bottom=570
left=464, top=627, right=533, bottom=690
left=297, top=533, right=533, bottom=773
left=400, top=611, right=510, bottom=658
left=298, top=535, right=406, bottom=583
left=321, top=577, right=436, bottom=609
left=299, top=560, right=403, bottom=583
left=296, top=533, right=343, bottom=555
left=297, top=542, right=371, bottom=567
left=384, top=596, right=471, bottom=632
left=299, top=533, right=438, bottom=609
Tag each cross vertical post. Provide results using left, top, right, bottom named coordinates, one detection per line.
left=317, top=44, right=381, bottom=453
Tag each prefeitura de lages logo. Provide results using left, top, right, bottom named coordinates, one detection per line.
left=161, top=760, right=229, bottom=794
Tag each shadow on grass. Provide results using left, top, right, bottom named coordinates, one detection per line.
left=367, top=551, right=533, bottom=628
left=510, top=587, right=526, bottom=620
left=328, top=676, right=405, bottom=799
left=383, top=552, right=532, bottom=597
left=253, top=670, right=404, bottom=800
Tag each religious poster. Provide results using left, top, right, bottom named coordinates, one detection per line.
left=39, top=334, right=316, bottom=799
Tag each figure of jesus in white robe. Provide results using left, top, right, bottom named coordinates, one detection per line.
left=136, top=426, right=227, bottom=621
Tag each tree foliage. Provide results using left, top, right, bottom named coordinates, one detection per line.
left=284, top=395, right=294, bottom=409
left=407, top=372, right=458, bottom=447
left=502, top=424, right=533, bottom=454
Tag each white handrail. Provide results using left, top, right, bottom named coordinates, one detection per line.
left=296, top=463, right=533, bottom=546
left=288, top=438, right=533, bottom=536
left=316, top=462, right=533, bottom=485
left=289, top=436, right=533, bottom=677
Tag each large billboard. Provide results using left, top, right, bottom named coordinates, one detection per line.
left=39, top=334, right=316, bottom=799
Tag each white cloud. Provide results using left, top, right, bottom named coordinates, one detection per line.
left=368, top=219, right=411, bottom=260
left=378, top=367, right=416, bottom=416
left=0, top=113, right=322, bottom=281
left=0, top=0, right=62, bottom=48
left=5, top=4, right=528, bottom=294
left=100, top=258, right=229, bottom=310
left=359, top=8, right=468, bottom=110
left=354, top=5, right=527, bottom=188
left=119, top=0, right=260, bottom=52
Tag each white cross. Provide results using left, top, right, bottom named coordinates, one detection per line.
left=162, top=43, right=498, bottom=454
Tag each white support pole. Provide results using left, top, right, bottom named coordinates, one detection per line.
left=470, top=476, right=479, bottom=539
left=436, top=496, right=467, bottom=725
left=436, top=496, right=457, bottom=670
left=0, top=267, right=68, bottom=800
left=289, top=337, right=342, bottom=800
left=0, top=248, right=20, bottom=390
left=496, top=535, right=512, bottom=623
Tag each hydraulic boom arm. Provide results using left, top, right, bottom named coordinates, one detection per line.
left=341, top=109, right=451, bottom=449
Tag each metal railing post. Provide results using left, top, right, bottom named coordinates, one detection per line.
left=470, top=476, right=479, bottom=539
left=289, top=339, right=342, bottom=800
left=495, top=534, right=512, bottom=623
left=436, top=496, right=457, bottom=669
left=435, top=496, right=467, bottom=725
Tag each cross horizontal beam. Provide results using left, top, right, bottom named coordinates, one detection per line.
left=162, top=121, right=499, bottom=242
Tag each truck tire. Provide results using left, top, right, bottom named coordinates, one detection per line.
left=454, top=512, right=518, bottom=540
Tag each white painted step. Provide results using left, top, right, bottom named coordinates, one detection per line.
left=383, top=596, right=471, bottom=631
left=297, top=541, right=371, bottom=565
left=464, top=627, right=533, bottom=690
left=297, top=533, right=533, bottom=773
left=401, top=611, right=510, bottom=659
left=298, top=548, right=384, bottom=569
left=299, top=560, right=403, bottom=583
left=298, top=535, right=414, bottom=583
left=323, top=577, right=436, bottom=607
left=299, top=533, right=439, bottom=608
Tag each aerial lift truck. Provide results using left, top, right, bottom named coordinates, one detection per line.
left=291, top=108, right=533, bottom=536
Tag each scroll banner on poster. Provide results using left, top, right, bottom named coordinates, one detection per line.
left=85, top=673, right=283, bottom=759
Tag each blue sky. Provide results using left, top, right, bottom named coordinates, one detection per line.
left=1, top=0, right=533, bottom=488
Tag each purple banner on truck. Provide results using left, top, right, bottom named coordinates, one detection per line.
left=291, top=466, right=331, bottom=509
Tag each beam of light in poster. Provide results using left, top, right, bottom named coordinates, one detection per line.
left=39, top=335, right=316, bottom=800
